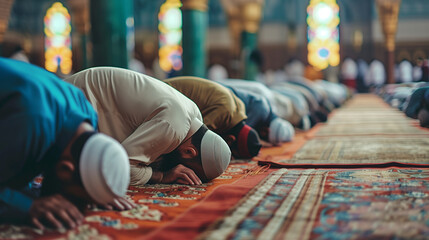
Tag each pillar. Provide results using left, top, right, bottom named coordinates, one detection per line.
left=221, top=0, right=241, bottom=58
left=376, top=0, right=401, bottom=84
left=181, top=0, right=208, bottom=77
left=68, top=0, right=90, bottom=69
left=0, top=0, right=15, bottom=55
left=89, top=0, right=133, bottom=68
left=241, top=2, right=263, bottom=80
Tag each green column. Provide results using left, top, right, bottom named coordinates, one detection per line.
left=181, top=0, right=208, bottom=77
left=241, top=31, right=258, bottom=81
left=90, top=0, right=132, bottom=68
left=240, top=2, right=263, bottom=81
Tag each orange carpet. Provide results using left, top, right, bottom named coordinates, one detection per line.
left=2, top=94, right=427, bottom=239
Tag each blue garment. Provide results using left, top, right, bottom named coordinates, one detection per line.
left=0, top=58, right=98, bottom=218
left=223, top=85, right=276, bottom=129
left=405, top=87, right=429, bottom=119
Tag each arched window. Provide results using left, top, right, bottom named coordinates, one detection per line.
left=307, top=0, right=340, bottom=70
left=158, top=0, right=183, bottom=73
left=44, top=2, right=72, bottom=74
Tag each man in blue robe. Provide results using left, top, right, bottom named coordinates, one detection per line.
left=405, top=86, right=429, bottom=127
left=0, top=58, right=132, bottom=230
left=225, top=86, right=295, bottom=146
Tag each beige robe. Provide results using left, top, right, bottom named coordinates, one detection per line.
left=65, top=67, right=203, bottom=184
left=164, top=76, right=247, bottom=135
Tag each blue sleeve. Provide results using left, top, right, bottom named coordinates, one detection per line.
left=405, top=87, right=429, bottom=118
left=0, top=187, right=33, bottom=214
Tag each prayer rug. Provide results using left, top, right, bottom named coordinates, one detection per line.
left=145, top=168, right=429, bottom=240
left=0, top=161, right=264, bottom=240
left=312, top=122, right=429, bottom=136
left=327, top=111, right=418, bottom=124
left=259, top=136, right=429, bottom=168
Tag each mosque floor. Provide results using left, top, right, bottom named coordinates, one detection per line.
left=1, top=93, right=429, bottom=239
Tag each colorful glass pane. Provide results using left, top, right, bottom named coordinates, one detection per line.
left=158, top=0, right=183, bottom=72
left=44, top=2, right=72, bottom=74
left=307, top=0, right=340, bottom=70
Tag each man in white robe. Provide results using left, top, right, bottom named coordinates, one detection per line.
left=66, top=67, right=231, bottom=186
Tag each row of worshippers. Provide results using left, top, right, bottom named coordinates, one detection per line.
left=379, top=81, right=429, bottom=128
left=0, top=57, right=350, bottom=230
left=1, top=58, right=230, bottom=229
left=340, top=58, right=429, bottom=93
left=207, top=63, right=351, bottom=131
left=207, top=57, right=428, bottom=97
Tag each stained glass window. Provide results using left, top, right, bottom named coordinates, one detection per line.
left=307, top=0, right=340, bottom=70
left=158, top=0, right=183, bottom=73
left=44, top=2, right=72, bottom=74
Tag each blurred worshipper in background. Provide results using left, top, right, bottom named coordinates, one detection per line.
left=394, top=64, right=401, bottom=83
left=217, top=78, right=312, bottom=130
left=129, top=53, right=146, bottom=74
left=386, top=85, right=414, bottom=110
left=356, top=59, right=369, bottom=93
left=0, top=58, right=132, bottom=230
left=217, top=79, right=279, bottom=114
left=313, top=79, right=349, bottom=108
left=262, top=69, right=277, bottom=86
left=398, top=60, right=413, bottom=84
left=272, top=83, right=326, bottom=128
left=271, top=91, right=312, bottom=131
left=207, top=64, right=228, bottom=82
left=365, top=59, right=386, bottom=90
left=340, top=58, right=358, bottom=91
left=286, top=76, right=335, bottom=113
left=2, top=41, right=30, bottom=63
left=9, top=45, right=30, bottom=63
left=272, top=81, right=328, bottom=125
left=224, top=86, right=295, bottom=146
left=285, top=59, right=305, bottom=78
left=164, top=76, right=262, bottom=158
left=262, top=69, right=288, bottom=86
left=413, top=59, right=423, bottom=82
left=152, top=57, right=167, bottom=80
left=322, top=65, right=340, bottom=83
left=66, top=68, right=231, bottom=186
left=404, top=86, right=429, bottom=127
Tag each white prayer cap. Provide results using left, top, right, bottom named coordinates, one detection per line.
left=399, top=60, right=413, bottom=83
left=200, top=130, right=231, bottom=180
left=79, top=133, right=130, bottom=205
left=341, top=58, right=358, bottom=79
left=208, top=64, right=228, bottom=81
left=269, top=118, right=295, bottom=145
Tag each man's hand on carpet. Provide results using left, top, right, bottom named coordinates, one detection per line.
left=163, top=164, right=202, bottom=185
left=29, top=194, right=84, bottom=230
left=99, top=197, right=137, bottom=211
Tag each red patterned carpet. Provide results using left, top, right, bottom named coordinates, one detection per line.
left=1, top=94, right=429, bottom=239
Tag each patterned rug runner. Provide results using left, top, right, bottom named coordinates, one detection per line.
left=144, top=168, right=429, bottom=240
left=259, top=136, right=429, bottom=168
left=260, top=94, right=429, bottom=168
left=314, top=122, right=429, bottom=136
left=2, top=94, right=428, bottom=239
left=0, top=161, right=265, bottom=239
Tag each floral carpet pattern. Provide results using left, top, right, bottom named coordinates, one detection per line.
left=0, top=162, right=262, bottom=239
left=178, top=168, right=429, bottom=240
left=1, top=94, right=429, bottom=240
